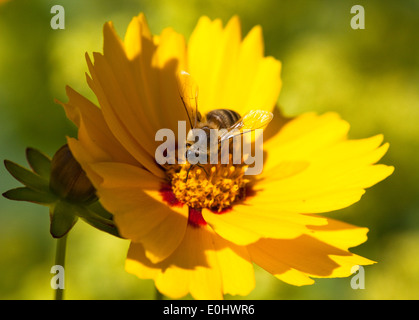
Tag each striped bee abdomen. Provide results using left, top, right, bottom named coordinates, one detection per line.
left=205, top=109, right=241, bottom=129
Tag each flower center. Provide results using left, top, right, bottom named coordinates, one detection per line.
left=165, top=163, right=249, bottom=212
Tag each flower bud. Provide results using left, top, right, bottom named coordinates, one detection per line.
left=49, top=144, right=97, bottom=203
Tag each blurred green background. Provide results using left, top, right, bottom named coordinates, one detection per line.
left=1, top=0, right=418, bottom=300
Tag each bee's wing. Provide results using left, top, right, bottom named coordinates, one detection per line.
left=176, top=71, right=199, bottom=129
left=219, top=110, right=273, bottom=141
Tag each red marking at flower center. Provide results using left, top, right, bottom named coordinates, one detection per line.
left=188, top=207, right=207, bottom=227
left=159, top=184, right=256, bottom=227
left=159, top=185, right=206, bottom=227
left=159, top=185, right=183, bottom=207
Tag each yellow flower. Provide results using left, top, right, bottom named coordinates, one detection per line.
left=58, top=13, right=394, bottom=299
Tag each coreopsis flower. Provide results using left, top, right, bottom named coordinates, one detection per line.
left=58, top=13, right=394, bottom=299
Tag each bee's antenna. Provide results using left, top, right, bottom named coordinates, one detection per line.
left=197, top=164, right=209, bottom=177
left=185, top=164, right=193, bottom=182
left=179, top=96, right=194, bottom=130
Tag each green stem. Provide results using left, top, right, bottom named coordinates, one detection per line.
left=54, top=233, right=68, bottom=300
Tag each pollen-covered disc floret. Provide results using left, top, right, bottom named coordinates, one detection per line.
left=166, top=162, right=249, bottom=212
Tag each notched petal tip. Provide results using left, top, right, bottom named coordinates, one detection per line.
left=226, top=15, right=241, bottom=30
left=103, top=20, right=115, bottom=33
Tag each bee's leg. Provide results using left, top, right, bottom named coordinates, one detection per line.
left=196, top=164, right=209, bottom=178
left=185, top=164, right=194, bottom=182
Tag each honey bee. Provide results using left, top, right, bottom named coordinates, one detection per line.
left=177, top=71, right=273, bottom=167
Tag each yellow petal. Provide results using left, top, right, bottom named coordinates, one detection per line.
left=248, top=236, right=341, bottom=284
left=152, top=27, right=191, bottom=134
left=203, top=206, right=327, bottom=246
left=246, top=218, right=375, bottom=286
left=248, top=231, right=373, bottom=286
left=325, top=253, right=374, bottom=278
left=308, top=218, right=371, bottom=251
left=123, top=14, right=163, bottom=135
left=274, top=268, right=315, bottom=286
left=263, top=112, right=350, bottom=169
left=103, top=22, right=160, bottom=155
left=125, top=17, right=189, bottom=139
left=188, top=16, right=281, bottom=116
left=252, top=113, right=394, bottom=213
left=126, top=224, right=255, bottom=299
left=212, top=231, right=255, bottom=296
left=89, top=162, right=188, bottom=263
left=187, top=16, right=223, bottom=114
left=230, top=25, right=264, bottom=111
left=243, top=56, right=282, bottom=113
left=252, top=162, right=394, bottom=213
left=308, top=218, right=376, bottom=278
left=199, top=15, right=242, bottom=111
left=123, top=13, right=153, bottom=60
left=85, top=52, right=165, bottom=178
left=58, top=86, right=137, bottom=166
left=83, top=19, right=189, bottom=178
left=250, top=187, right=367, bottom=214
left=124, top=15, right=188, bottom=135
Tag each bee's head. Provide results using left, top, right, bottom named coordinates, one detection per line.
left=185, top=142, right=205, bottom=161
left=185, top=129, right=209, bottom=163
